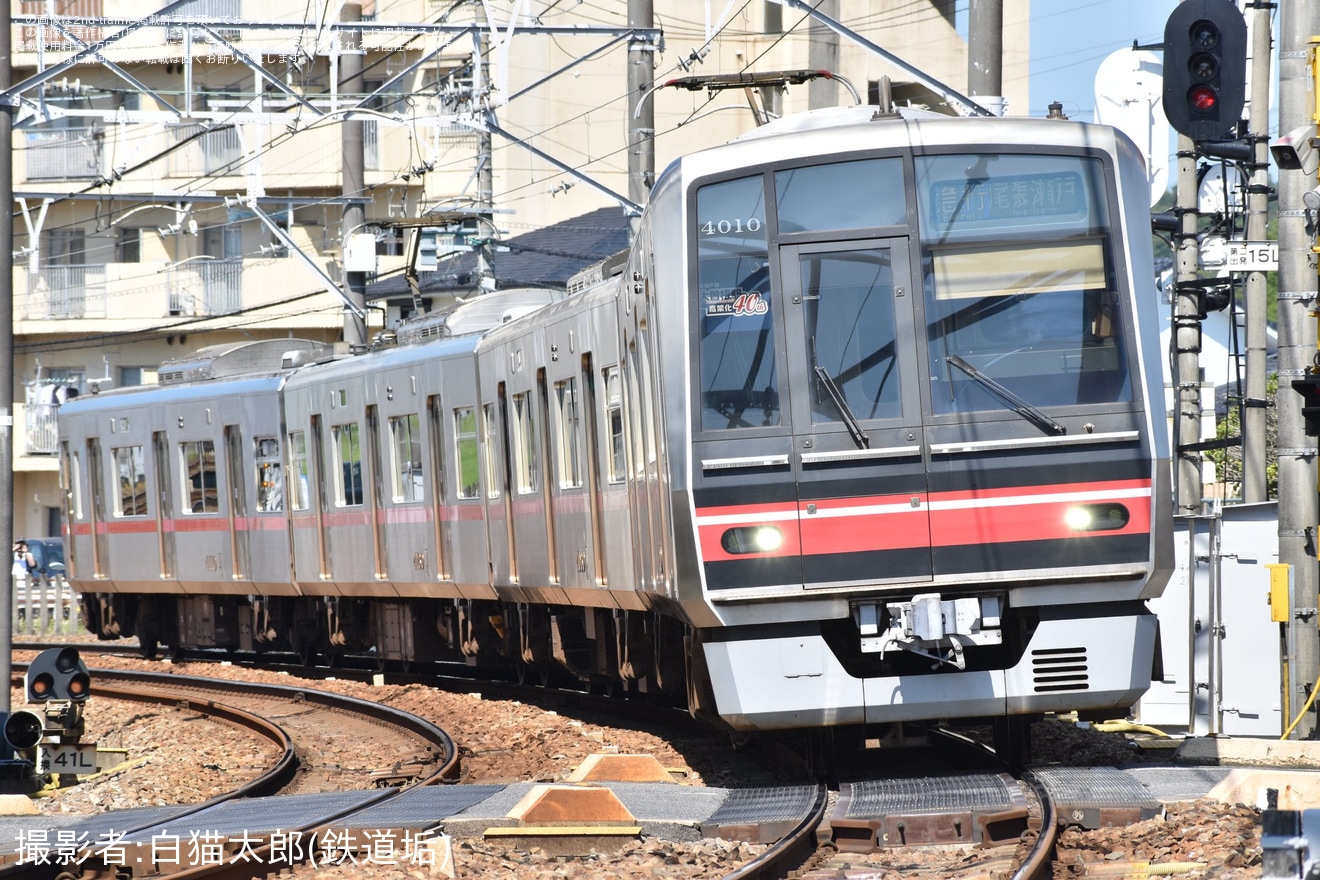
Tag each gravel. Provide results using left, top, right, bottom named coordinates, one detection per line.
left=10, top=647, right=1267, bottom=879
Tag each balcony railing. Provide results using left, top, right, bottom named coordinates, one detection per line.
left=25, top=401, right=57, bottom=456
left=25, top=128, right=103, bottom=180
left=167, top=125, right=244, bottom=177
left=168, top=259, right=244, bottom=315
left=26, top=264, right=107, bottom=318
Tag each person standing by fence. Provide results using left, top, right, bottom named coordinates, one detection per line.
left=12, top=541, right=33, bottom=582
left=12, top=540, right=77, bottom=635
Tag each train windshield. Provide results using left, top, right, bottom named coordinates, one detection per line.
left=696, top=175, right=781, bottom=430
left=916, top=153, right=1131, bottom=416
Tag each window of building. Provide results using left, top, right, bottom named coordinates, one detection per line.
left=376, top=227, right=405, bottom=257
left=119, top=366, right=158, bottom=387
left=202, top=224, right=243, bottom=260
left=47, top=229, right=86, bottom=266
left=180, top=439, right=217, bottom=514
left=112, top=445, right=147, bottom=516
left=116, top=227, right=141, bottom=263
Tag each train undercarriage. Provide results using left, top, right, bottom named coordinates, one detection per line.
left=84, top=593, right=693, bottom=698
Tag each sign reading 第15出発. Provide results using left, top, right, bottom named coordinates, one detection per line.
left=1224, top=241, right=1278, bottom=272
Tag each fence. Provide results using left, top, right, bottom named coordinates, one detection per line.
left=12, top=574, right=82, bottom=637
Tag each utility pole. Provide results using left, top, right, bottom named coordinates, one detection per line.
left=1278, top=1, right=1320, bottom=739
left=1241, top=4, right=1271, bottom=504
left=1173, top=125, right=1204, bottom=517
left=627, top=0, right=655, bottom=228
left=807, top=0, right=839, bottom=110
left=967, top=0, right=1004, bottom=114
left=475, top=18, right=493, bottom=291
left=0, top=0, right=14, bottom=717
left=340, top=2, right=367, bottom=346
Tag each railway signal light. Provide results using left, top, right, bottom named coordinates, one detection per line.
left=1162, top=0, right=1246, bottom=142
left=1, top=711, right=45, bottom=752
left=1293, top=375, right=1320, bottom=437
left=25, top=647, right=90, bottom=703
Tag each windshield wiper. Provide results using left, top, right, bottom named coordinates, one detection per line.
left=946, top=355, right=1066, bottom=436
left=814, top=363, right=870, bottom=449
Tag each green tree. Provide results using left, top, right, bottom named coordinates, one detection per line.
left=1206, top=372, right=1279, bottom=499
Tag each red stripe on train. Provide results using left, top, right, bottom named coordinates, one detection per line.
left=695, top=479, right=1152, bottom=560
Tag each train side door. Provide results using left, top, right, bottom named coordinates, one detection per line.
left=224, top=425, right=249, bottom=580
left=153, top=431, right=176, bottom=579
left=778, top=239, right=932, bottom=587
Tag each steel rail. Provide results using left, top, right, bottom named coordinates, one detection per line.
left=1014, top=772, right=1060, bottom=880
left=86, top=669, right=461, bottom=784
left=722, top=781, right=829, bottom=880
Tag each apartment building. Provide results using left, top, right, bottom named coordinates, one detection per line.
left=9, top=0, right=1028, bottom=540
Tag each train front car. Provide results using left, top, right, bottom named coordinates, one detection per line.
left=649, top=109, right=1173, bottom=734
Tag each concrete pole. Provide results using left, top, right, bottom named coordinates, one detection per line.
left=1241, top=4, right=1271, bottom=503
left=967, top=0, right=1003, bottom=101
left=1277, top=0, right=1320, bottom=739
left=1174, top=128, right=1204, bottom=519
left=627, top=0, right=654, bottom=223
left=476, top=27, right=493, bottom=290
left=807, top=0, right=839, bottom=110
left=340, top=2, right=367, bottom=346
left=0, top=0, right=14, bottom=716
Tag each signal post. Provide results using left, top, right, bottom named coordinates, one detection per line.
left=1162, top=0, right=1247, bottom=516
left=0, top=648, right=95, bottom=790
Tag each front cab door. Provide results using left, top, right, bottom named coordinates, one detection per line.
left=779, top=240, right=931, bottom=589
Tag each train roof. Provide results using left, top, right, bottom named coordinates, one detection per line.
left=393, top=287, right=566, bottom=345
left=156, top=338, right=335, bottom=386
left=670, top=106, right=1130, bottom=180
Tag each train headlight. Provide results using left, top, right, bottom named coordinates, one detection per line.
left=1063, top=506, right=1093, bottom=530
left=1064, top=504, right=1130, bottom=532
left=721, top=526, right=785, bottom=554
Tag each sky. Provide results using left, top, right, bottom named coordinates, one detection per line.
left=1027, top=0, right=1177, bottom=122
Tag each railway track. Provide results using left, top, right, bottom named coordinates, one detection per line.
left=11, top=665, right=460, bottom=793
left=4, top=645, right=1184, bottom=880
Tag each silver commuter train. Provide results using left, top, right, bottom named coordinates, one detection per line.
left=58, top=105, right=1173, bottom=737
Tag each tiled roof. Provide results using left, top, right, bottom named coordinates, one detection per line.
left=367, top=205, right=633, bottom=299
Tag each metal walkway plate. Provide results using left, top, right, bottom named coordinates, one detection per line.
left=701, top=785, right=819, bottom=845
left=832, top=773, right=1027, bottom=849
left=1030, top=765, right=1161, bottom=829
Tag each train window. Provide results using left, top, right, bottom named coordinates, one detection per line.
left=332, top=423, right=364, bottom=507
left=482, top=403, right=501, bottom=500
left=288, top=431, right=310, bottom=511
left=254, top=436, right=283, bottom=513
left=604, top=366, right=625, bottom=483
left=775, top=158, right=906, bottom=232
left=179, top=440, right=218, bottom=514
left=800, top=249, right=902, bottom=423
left=112, top=446, right=148, bottom=516
left=915, top=153, right=1131, bottom=414
left=454, top=407, right=480, bottom=499
left=389, top=414, right=424, bottom=502
left=695, top=175, right=780, bottom=430
left=554, top=378, right=582, bottom=489
left=511, top=392, right=539, bottom=494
